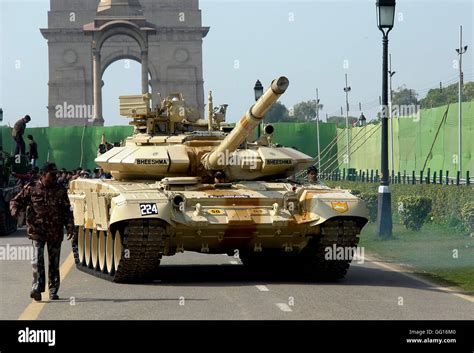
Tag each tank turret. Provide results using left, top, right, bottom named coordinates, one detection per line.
left=95, top=76, right=313, bottom=181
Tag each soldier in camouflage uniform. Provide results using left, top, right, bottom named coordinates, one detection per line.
left=10, top=162, right=74, bottom=301
left=306, top=166, right=319, bottom=184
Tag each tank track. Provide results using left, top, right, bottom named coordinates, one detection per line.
left=72, top=218, right=360, bottom=282
left=73, top=219, right=165, bottom=283
left=239, top=218, right=361, bottom=281
left=300, top=218, right=361, bottom=281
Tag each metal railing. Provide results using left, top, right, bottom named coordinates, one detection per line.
left=321, top=168, right=472, bottom=186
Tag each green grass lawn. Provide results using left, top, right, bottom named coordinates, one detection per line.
left=359, top=222, right=474, bottom=294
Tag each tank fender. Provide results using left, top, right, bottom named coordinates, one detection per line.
left=296, top=190, right=369, bottom=226
left=109, top=194, right=172, bottom=225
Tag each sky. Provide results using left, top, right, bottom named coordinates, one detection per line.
left=0, top=0, right=473, bottom=127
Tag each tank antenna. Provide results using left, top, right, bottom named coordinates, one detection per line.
left=208, top=91, right=213, bottom=131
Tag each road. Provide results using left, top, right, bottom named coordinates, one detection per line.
left=1, top=228, right=473, bottom=320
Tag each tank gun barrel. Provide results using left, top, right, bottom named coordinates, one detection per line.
left=204, top=76, right=289, bottom=170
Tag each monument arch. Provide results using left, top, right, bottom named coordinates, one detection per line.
left=41, top=0, right=209, bottom=127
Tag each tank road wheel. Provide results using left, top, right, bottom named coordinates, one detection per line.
left=84, top=229, right=93, bottom=268
left=77, top=227, right=85, bottom=266
left=113, top=230, right=123, bottom=272
left=91, top=230, right=99, bottom=270
left=98, top=231, right=107, bottom=273
left=74, top=220, right=166, bottom=283
left=106, top=230, right=115, bottom=275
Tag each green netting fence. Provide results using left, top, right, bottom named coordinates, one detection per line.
left=0, top=101, right=472, bottom=175
left=337, top=101, right=474, bottom=176
left=271, top=122, right=337, bottom=166
left=0, top=126, right=133, bottom=171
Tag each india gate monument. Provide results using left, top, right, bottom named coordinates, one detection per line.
left=41, top=0, right=209, bottom=126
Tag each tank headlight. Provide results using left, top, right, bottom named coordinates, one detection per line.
left=172, top=194, right=186, bottom=211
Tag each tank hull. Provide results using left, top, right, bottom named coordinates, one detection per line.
left=69, top=178, right=368, bottom=282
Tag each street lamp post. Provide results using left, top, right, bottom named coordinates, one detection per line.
left=0, top=108, right=3, bottom=152
left=254, top=80, right=264, bottom=138
left=343, top=74, right=351, bottom=169
left=388, top=54, right=396, bottom=174
left=456, top=26, right=468, bottom=175
left=316, top=89, right=321, bottom=171
left=376, top=0, right=396, bottom=238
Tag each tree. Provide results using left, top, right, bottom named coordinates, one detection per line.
left=327, top=116, right=358, bottom=128
left=264, top=101, right=290, bottom=123
left=419, top=81, right=474, bottom=109
left=391, top=85, right=419, bottom=106
left=291, top=100, right=323, bottom=122
left=462, top=81, right=474, bottom=101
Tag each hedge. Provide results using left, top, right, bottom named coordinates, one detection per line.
left=325, top=181, right=473, bottom=232
left=397, top=196, right=432, bottom=231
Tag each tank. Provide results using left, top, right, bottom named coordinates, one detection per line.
left=69, top=76, right=369, bottom=282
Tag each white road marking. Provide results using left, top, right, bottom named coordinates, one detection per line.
left=229, top=260, right=239, bottom=265
left=366, top=255, right=474, bottom=303
left=276, top=303, right=292, bottom=312
left=255, top=285, right=269, bottom=292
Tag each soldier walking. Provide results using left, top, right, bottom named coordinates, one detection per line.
left=10, top=162, right=74, bottom=301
